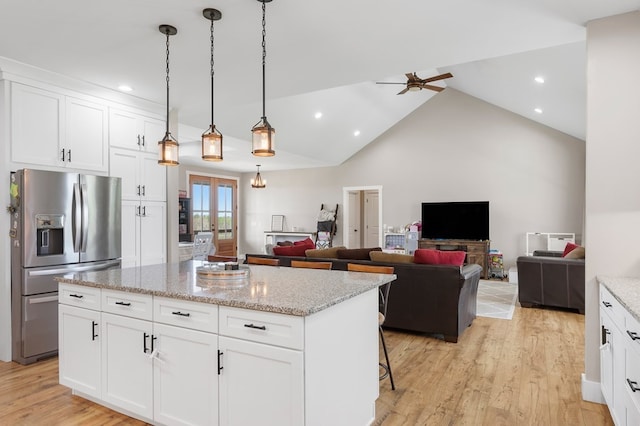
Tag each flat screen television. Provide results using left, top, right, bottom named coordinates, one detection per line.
left=421, top=201, right=489, bottom=241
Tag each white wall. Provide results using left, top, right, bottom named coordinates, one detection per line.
left=583, top=11, right=640, bottom=395
left=240, top=88, right=586, bottom=268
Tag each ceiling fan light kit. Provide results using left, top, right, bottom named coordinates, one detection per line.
left=158, top=24, right=180, bottom=166
left=376, top=71, right=453, bottom=95
left=251, top=0, right=276, bottom=157
left=202, top=8, right=224, bottom=161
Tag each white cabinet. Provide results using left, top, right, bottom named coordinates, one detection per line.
left=121, top=200, right=166, bottom=268
left=110, top=148, right=166, bottom=202
left=10, top=82, right=108, bottom=172
left=58, top=303, right=101, bottom=399
left=599, top=284, right=640, bottom=425
left=101, top=312, right=154, bottom=419
left=153, top=323, right=219, bottom=426
left=218, top=336, right=303, bottom=426
left=525, top=232, right=575, bottom=255
left=109, top=108, right=165, bottom=153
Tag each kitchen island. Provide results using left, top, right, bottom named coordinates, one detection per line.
left=55, top=260, right=395, bottom=426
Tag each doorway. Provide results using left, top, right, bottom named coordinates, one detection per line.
left=189, top=174, right=238, bottom=257
left=342, top=186, right=382, bottom=249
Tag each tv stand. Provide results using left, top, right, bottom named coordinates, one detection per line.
left=418, top=239, right=490, bottom=279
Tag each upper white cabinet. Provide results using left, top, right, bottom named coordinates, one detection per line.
left=110, top=148, right=166, bottom=202
left=10, top=82, right=108, bottom=172
left=109, top=108, right=165, bottom=153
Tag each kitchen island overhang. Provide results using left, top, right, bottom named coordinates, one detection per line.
left=55, top=260, right=395, bottom=426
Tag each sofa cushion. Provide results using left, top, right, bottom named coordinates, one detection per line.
left=336, top=247, right=382, bottom=260
left=276, top=240, right=294, bottom=246
left=414, top=249, right=466, bottom=266
left=564, top=246, right=585, bottom=259
left=305, top=246, right=346, bottom=258
left=293, top=237, right=315, bottom=247
left=562, top=242, right=579, bottom=257
left=369, top=251, right=414, bottom=264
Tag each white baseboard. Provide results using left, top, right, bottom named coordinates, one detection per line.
left=581, top=373, right=606, bottom=404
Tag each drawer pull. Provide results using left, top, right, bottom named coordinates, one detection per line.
left=244, top=323, right=267, bottom=331
left=602, top=301, right=612, bottom=308
left=627, top=330, right=640, bottom=341
left=69, top=294, right=84, bottom=299
left=115, top=301, right=132, bottom=306
left=172, top=311, right=191, bottom=317
left=627, top=378, right=640, bottom=392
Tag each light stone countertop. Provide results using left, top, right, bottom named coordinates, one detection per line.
left=55, top=260, right=396, bottom=317
left=598, top=276, right=640, bottom=322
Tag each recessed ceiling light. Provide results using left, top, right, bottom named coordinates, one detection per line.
left=314, top=112, right=322, bottom=119
left=353, top=130, right=361, bottom=137
left=534, top=108, right=543, bottom=114
left=118, top=85, right=133, bottom=92
left=534, top=76, right=545, bottom=84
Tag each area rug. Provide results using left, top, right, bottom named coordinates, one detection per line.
left=476, top=279, right=518, bottom=320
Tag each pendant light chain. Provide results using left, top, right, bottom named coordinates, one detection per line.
left=165, top=31, right=171, bottom=136
left=261, top=0, right=267, bottom=119
left=210, top=17, right=215, bottom=125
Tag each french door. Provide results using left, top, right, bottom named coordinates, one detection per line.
left=189, top=175, right=237, bottom=257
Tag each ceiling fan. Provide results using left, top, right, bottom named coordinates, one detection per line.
left=376, top=72, right=453, bottom=95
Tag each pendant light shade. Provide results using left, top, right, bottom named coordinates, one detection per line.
left=252, top=0, right=275, bottom=157
left=158, top=24, right=179, bottom=166
left=202, top=8, right=223, bottom=161
left=251, top=165, right=266, bottom=188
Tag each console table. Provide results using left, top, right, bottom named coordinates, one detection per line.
left=264, top=231, right=316, bottom=251
left=418, top=239, right=490, bottom=279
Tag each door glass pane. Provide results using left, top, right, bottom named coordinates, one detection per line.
left=192, top=182, right=211, bottom=233
left=217, top=184, right=233, bottom=240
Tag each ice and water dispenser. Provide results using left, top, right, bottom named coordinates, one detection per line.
left=35, top=214, right=64, bottom=256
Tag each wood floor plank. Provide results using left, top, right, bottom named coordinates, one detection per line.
left=0, top=304, right=614, bottom=426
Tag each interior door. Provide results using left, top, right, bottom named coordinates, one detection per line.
left=190, top=175, right=237, bottom=257
left=348, top=191, right=362, bottom=248
left=364, top=190, right=379, bottom=247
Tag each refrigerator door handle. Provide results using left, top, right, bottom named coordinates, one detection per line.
left=80, top=183, right=89, bottom=252
left=28, top=259, right=121, bottom=276
left=73, top=183, right=82, bottom=252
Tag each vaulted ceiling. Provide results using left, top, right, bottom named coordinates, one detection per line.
left=1, top=1, right=639, bottom=172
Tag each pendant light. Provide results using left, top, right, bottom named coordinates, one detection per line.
left=251, top=165, right=266, bottom=188
left=251, top=0, right=275, bottom=157
left=202, top=8, right=223, bottom=161
left=158, top=24, right=179, bottom=166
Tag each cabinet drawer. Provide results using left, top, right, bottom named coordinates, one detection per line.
left=624, top=310, right=640, bottom=354
left=59, top=283, right=101, bottom=310
left=101, top=289, right=152, bottom=321
left=153, top=297, right=218, bottom=333
left=600, top=286, right=626, bottom=326
left=219, top=306, right=304, bottom=350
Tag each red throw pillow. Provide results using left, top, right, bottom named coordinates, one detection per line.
left=562, top=242, right=579, bottom=257
left=272, top=245, right=308, bottom=256
left=293, top=237, right=315, bottom=248
left=414, top=249, right=466, bottom=266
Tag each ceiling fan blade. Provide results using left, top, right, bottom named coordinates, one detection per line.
left=397, top=87, right=409, bottom=95
left=376, top=82, right=407, bottom=85
left=405, top=73, right=417, bottom=82
left=420, top=72, right=453, bottom=84
left=421, top=84, right=445, bottom=92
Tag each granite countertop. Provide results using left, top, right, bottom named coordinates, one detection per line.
left=55, top=260, right=396, bottom=317
left=598, top=276, right=640, bottom=322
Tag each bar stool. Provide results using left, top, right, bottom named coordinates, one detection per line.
left=347, top=263, right=396, bottom=390
left=246, top=256, right=280, bottom=266
left=290, top=260, right=332, bottom=270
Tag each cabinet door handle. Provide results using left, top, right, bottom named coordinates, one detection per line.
left=142, top=206, right=146, bottom=217
left=627, top=330, right=640, bottom=341
left=137, top=135, right=141, bottom=146
left=171, top=311, right=191, bottom=317
left=601, top=325, right=610, bottom=345
left=244, top=323, right=267, bottom=331
left=151, top=335, right=157, bottom=352
left=91, top=320, right=98, bottom=341
left=61, top=148, right=66, bottom=162
left=115, top=301, right=131, bottom=306
left=218, top=350, right=224, bottom=375
left=143, top=332, right=149, bottom=353
left=67, top=149, right=71, bottom=162
left=627, top=378, right=640, bottom=392
left=136, top=205, right=141, bottom=216
left=142, top=185, right=146, bottom=196
left=137, top=185, right=141, bottom=196
left=602, top=301, right=612, bottom=308
left=141, top=135, right=145, bottom=147
left=69, top=293, right=84, bottom=299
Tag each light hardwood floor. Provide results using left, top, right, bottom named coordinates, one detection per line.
left=0, top=305, right=613, bottom=425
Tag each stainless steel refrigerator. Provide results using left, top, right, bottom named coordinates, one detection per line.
left=10, top=169, right=122, bottom=364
